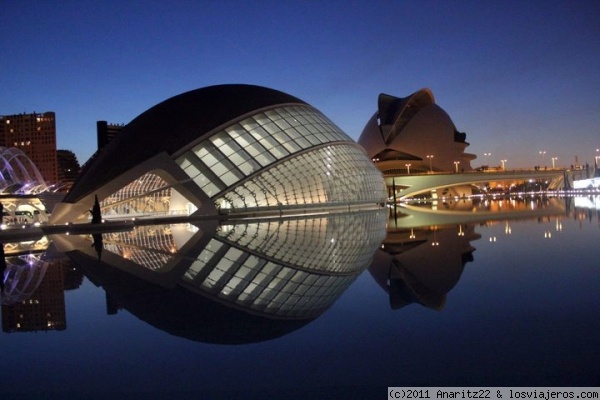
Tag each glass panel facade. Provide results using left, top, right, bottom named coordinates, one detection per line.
left=94, top=103, right=385, bottom=231
left=175, top=105, right=357, bottom=201
left=215, top=144, right=386, bottom=211
left=100, top=173, right=174, bottom=217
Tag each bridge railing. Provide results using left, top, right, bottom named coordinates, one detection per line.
left=383, top=168, right=567, bottom=177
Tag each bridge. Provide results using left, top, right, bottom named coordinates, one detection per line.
left=385, top=169, right=566, bottom=199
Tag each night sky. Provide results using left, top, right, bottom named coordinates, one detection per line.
left=1, top=0, right=599, bottom=168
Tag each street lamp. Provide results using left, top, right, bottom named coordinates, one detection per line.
left=484, top=152, right=491, bottom=166
left=501, top=159, right=507, bottom=170
left=405, top=163, right=411, bottom=174
left=454, top=161, right=460, bottom=173
left=539, top=150, right=546, bottom=167
left=426, top=155, right=434, bottom=172
left=551, top=157, right=558, bottom=169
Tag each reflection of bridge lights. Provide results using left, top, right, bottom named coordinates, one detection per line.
left=489, top=236, right=497, bottom=242
left=555, top=220, right=562, bottom=232
left=505, top=222, right=512, bottom=235
left=544, top=231, right=552, bottom=239
left=457, top=225, right=464, bottom=236
left=431, top=228, right=439, bottom=246
left=409, top=229, right=415, bottom=239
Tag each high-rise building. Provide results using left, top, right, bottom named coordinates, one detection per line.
left=97, top=120, right=124, bottom=150
left=0, top=111, right=58, bottom=183
left=1, top=258, right=67, bottom=333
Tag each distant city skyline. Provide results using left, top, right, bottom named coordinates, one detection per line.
left=1, top=0, right=599, bottom=168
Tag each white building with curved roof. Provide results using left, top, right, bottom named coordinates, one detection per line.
left=358, top=89, right=476, bottom=175
left=51, top=84, right=386, bottom=224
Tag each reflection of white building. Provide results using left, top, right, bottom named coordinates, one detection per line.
left=51, top=84, right=386, bottom=224
left=573, top=178, right=600, bottom=190
left=54, top=211, right=387, bottom=321
left=573, top=195, right=599, bottom=210
left=369, top=223, right=480, bottom=310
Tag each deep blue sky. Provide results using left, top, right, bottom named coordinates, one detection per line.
left=1, top=0, right=599, bottom=168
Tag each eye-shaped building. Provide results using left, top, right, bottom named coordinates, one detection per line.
left=51, top=84, right=386, bottom=224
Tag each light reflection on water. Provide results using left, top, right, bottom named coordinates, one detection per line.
left=0, top=196, right=598, bottom=397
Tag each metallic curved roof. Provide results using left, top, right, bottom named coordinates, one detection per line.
left=66, top=84, right=306, bottom=202
left=374, top=88, right=435, bottom=146
left=0, top=147, right=47, bottom=194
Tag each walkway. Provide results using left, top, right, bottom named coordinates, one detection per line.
left=385, top=169, right=565, bottom=199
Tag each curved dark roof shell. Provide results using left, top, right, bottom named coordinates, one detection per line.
left=66, top=84, right=306, bottom=202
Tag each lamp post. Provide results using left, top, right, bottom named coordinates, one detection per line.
left=501, top=159, right=507, bottom=170
left=539, top=150, right=546, bottom=168
left=551, top=157, right=558, bottom=169
left=484, top=152, right=491, bottom=166
left=405, top=163, right=411, bottom=174
left=454, top=161, right=460, bottom=173
left=426, top=155, right=433, bottom=172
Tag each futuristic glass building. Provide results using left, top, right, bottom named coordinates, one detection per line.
left=52, top=84, right=386, bottom=224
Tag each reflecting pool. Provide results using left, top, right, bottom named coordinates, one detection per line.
left=0, top=197, right=598, bottom=399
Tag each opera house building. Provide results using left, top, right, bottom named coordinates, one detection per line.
left=358, top=89, right=476, bottom=176
left=50, top=84, right=387, bottom=224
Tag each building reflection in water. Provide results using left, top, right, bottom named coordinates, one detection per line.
left=369, top=218, right=481, bottom=310
left=51, top=210, right=387, bottom=343
left=0, top=237, right=82, bottom=333
left=1, top=196, right=595, bottom=338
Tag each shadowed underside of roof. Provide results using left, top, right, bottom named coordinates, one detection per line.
left=65, top=84, right=306, bottom=203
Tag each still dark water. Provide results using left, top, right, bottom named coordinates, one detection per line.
left=1, top=196, right=599, bottom=399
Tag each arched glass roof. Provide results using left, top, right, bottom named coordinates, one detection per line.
left=0, top=147, right=48, bottom=194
